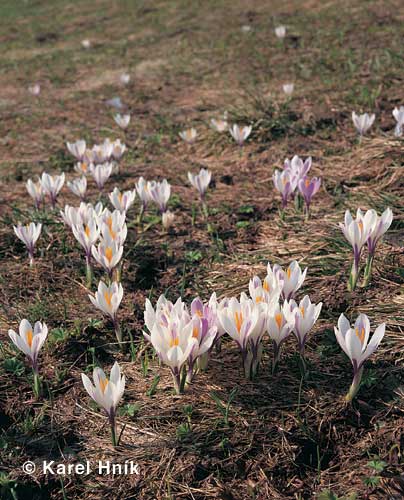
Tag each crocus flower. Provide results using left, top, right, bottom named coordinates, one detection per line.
left=188, top=168, right=211, bottom=200
left=284, top=155, right=312, bottom=184
left=219, top=295, right=266, bottom=379
left=179, top=128, right=197, bottom=144
left=114, top=114, right=130, bottom=130
left=135, top=177, right=152, bottom=209
left=190, top=294, right=220, bottom=369
left=149, top=179, right=171, bottom=213
left=13, top=222, right=42, bottom=266
left=81, top=39, right=91, bottom=49
left=334, top=313, right=385, bottom=401
left=362, top=208, right=393, bottom=286
left=162, top=210, right=175, bottom=230
left=26, top=179, right=43, bottom=209
left=210, top=119, right=228, bottom=132
left=111, top=139, right=126, bottom=161
left=74, top=161, right=92, bottom=176
left=248, top=274, right=281, bottom=310
left=98, top=209, right=127, bottom=246
left=92, top=141, right=113, bottom=164
left=269, top=260, right=307, bottom=301
left=273, top=169, right=295, bottom=208
left=282, top=83, right=294, bottom=96
left=298, top=176, right=321, bottom=217
left=28, top=84, right=41, bottom=96
left=40, top=172, right=65, bottom=208
left=109, top=187, right=136, bottom=213
left=92, top=236, right=123, bottom=278
left=186, top=315, right=216, bottom=383
left=67, top=140, right=86, bottom=161
left=284, top=295, right=322, bottom=356
left=89, top=280, right=123, bottom=343
left=67, top=176, right=87, bottom=201
left=81, top=362, right=125, bottom=446
left=91, top=163, right=113, bottom=191
left=8, top=319, right=48, bottom=374
left=339, top=209, right=377, bottom=290
left=229, top=124, right=252, bottom=146
left=266, top=302, right=294, bottom=372
left=72, top=218, right=100, bottom=285
left=352, top=112, right=375, bottom=138
left=145, top=297, right=197, bottom=394
left=392, top=106, right=404, bottom=137
left=120, top=73, right=130, bottom=85
left=275, top=25, right=286, bottom=39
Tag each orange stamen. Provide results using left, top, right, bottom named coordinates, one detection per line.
left=234, top=312, right=243, bottom=333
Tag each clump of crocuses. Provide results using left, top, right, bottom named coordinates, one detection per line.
left=339, top=208, right=393, bottom=290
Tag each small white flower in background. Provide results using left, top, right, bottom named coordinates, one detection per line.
left=114, top=114, right=130, bottom=130
left=268, top=260, right=307, bottom=301
left=74, top=161, right=92, bottom=176
left=28, top=84, right=41, bottom=96
left=283, top=155, right=312, bottom=183
left=120, top=73, right=130, bottom=85
left=248, top=274, right=282, bottom=310
left=92, top=140, right=114, bottom=164
left=284, top=295, right=322, bottom=355
left=106, top=97, right=124, bottom=110
left=162, top=210, right=175, bottom=230
left=67, top=176, right=87, bottom=201
left=81, top=39, right=91, bottom=49
left=72, top=218, right=100, bottom=261
left=91, top=163, right=113, bottom=191
left=92, top=236, right=124, bottom=278
left=210, top=118, right=228, bottom=132
left=81, top=362, right=125, bottom=446
left=26, top=179, right=43, bottom=209
left=67, top=140, right=86, bottom=161
left=89, top=280, right=123, bottom=343
left=241, top=25, right=252, bottom=33
left=8, top=319, right=48, bottom=374
left=13, top=222, right=42, bottom=266
left=98, top=209, right=128, bottom=245
left=186, top=315, right=217, bottom=383
left=109, top=187, right=136, bottom=213
left=282, top=83, right=294, bottom=96
left=339, top=208, right=378, bottom=290
left=179, top=128, right=198, bottom=144
left=392, top=106, right=404, bottom=137
left=275, top=25, right=286, bottom=39
left=149, top=179, right=171, bottom=213
left=352, top=111, right=375, bottom=137
left=273, top=169, right=296, bottom=208
left=135, top=177, right=153, bottom=210
left=188, top=168, right=212, bottom=199
left=40, top=172, right=65, bottom=208
left=111, top=139, right=126, bottom=161
left=229, top=124, right=252, bottom=146
left=334, top=313, right=385, bottom=401
left=266, top=302, right=294, bottom=371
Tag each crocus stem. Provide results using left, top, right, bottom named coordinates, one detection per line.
left=361, top=254, right=374, bottom=288
left=85, top=256, right=92, bottom=288
left=305, top=203, right=310, bottom=221
left=33, top=370, right=41, bottom=399
left=186, top=363, right=194, bottom=384
left=113, top=317, right=122, bottom=345
left=110, top=415, right=117, bottom=446
left=172, top=370, right=181, bottom=395
left=345, top=366, right=364, bottom=402
left=348, top=255, right=360, bottom=291
left=29, top=252, right=34, bottom=267
left=298, top=349, right=307, bottom=378
left=137, top=205, right=144, bottom=226
left=272, top=342, right=281, bottom=375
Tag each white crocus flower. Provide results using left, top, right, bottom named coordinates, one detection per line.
left=219, top=296, right=266, bottom=379
left=273, top=169, right=296, bottom=208
left=275, top=25, right=286, bottom=39
left=67, top=140, right=86, bottom=161
left=392, top=106, right=404, bottom=137
left=89, top=280, right=123, bottom=343
left=26, top=179, right=43, bottom=209
left=92, top=140, right=114, bottom=164
left=179, top=128, right=197, bottom=144
left=91, top=163, right=113, bottom=191
left=74, top=161, right=92, bottom=176
left=98, top=209, right=127, bottom=246
left=186, top=315, right=217, bottom=383
left=8, top=319, right=48, bottom=374
left=188, top=168, right=211, bottom=199
left=28, top=84, right=41, bottom=96
left=111, top=139, right=126, bottom=161
left=162, top=210, right=175, bottom=230
left=339, top=209, right=377, bottom=290
left=13, top=222, right=42, bottom=266
left=269, top=260, right=307, bottom=301
left=135, top=177, right=153, bottom=223
left=266, top=302, right=294, bottom=372
left=149, top=179, right=171, bottom=213
left=229, top=124, right=252, bottom=146
left=81, top=362, right=125, bottom=446
left=81, top=39, right=91, bottom=49
left=285, top=295, right=322, bottom=355
left=334, top=313, right=385, bottom=401
left=120, top=73, right=130, bottom=85
left=282, top=83, right=294, bottom=96
left=92, top=236, right=123, bottom=278
left=210, top=119, right=228, bottom=132
left=109, top=187, right=136, bottom=213
left=352, top=112, right=375, bottom=137
left=40, top=172, right=65, bottom=208
left=67, top=176, right=87, bottom=201
left=114, top=114, right=130, bottom=130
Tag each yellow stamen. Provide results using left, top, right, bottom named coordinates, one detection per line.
left=82, top=162, right=87, bottom=172
left=169, top=337, right=179, bottom=347
left=287, top=267, right=291, bottom=279
left=234, top=312, right=243, bottom=333
left=118, top=193, right=123, bottom=203
left=85, top=225, right=90, bottom=237
left=255, top=296, right=263, bottom=303
left=300, top=306, right=305, bottom=317
left=358, top=220, right=363, bottom=232
left=263, top=280, right=270, bottom=292
left=103, top=291, right=112, bottom=308
left=99, top=376, right=109, bottom=393
left=305, top=178, right=310, bottom=188
left=355, top=327, right=365, bottom=343
left=105, top=247, right=113, bottom=262
left=26, top=329, right=33, bottom=348
left=192, top=327, right=199, bottom=338
left=275, top=313, right=283, bottom=329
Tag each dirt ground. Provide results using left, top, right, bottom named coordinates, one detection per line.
left=0, top=0, right=403, bottom=499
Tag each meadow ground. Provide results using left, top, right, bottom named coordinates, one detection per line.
left=0, top=0, right=403, bottom=499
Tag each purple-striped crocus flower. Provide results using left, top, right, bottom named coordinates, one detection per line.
left=298, top=176, right=321, bottom=216
left=273, top=169, right=296, bottom=208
